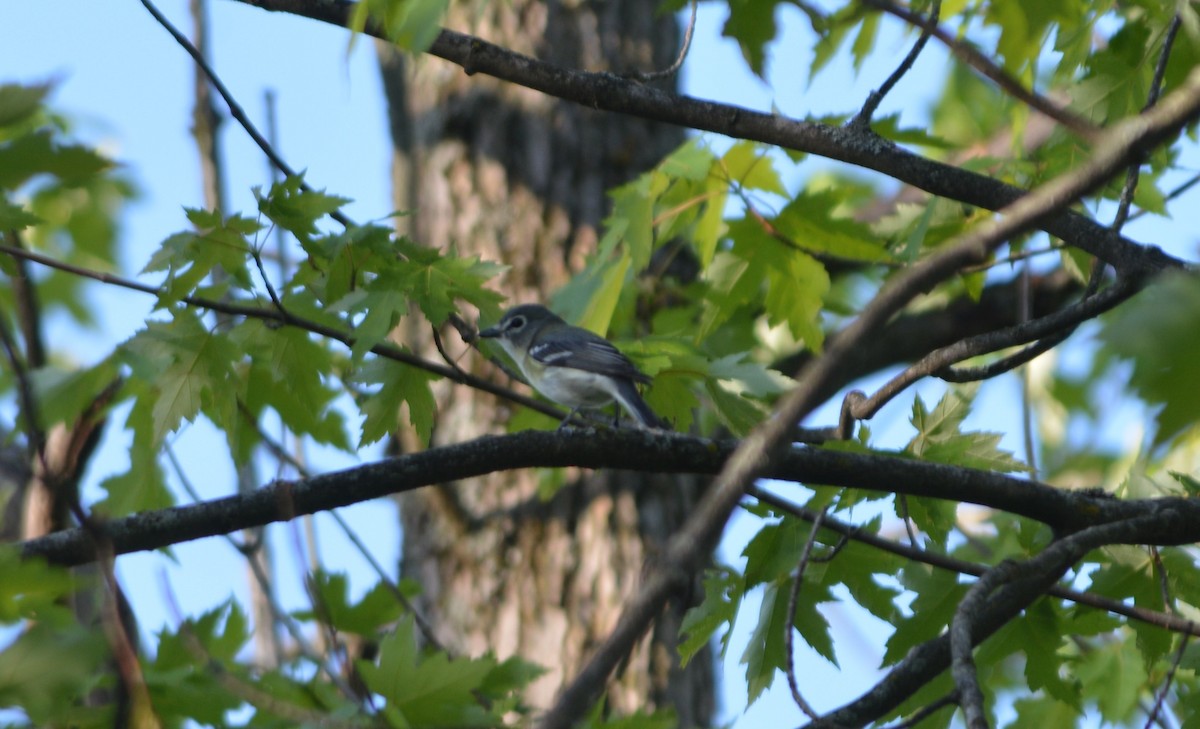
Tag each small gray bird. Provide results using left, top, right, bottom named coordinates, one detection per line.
left=478, top=304, right=666, bottom=429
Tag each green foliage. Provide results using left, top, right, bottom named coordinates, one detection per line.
left=5, top=2, right=1200, bottom=726
left=1101, top=272, right=1200, bottom=445
left=349, top=0, right=450, bottom=53
left=358, top=615, right=543, bottom=727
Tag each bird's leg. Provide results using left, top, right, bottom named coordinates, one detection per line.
left=611, top=403, right=621, bottom=428
left=557, top=406, right=582, bottom=431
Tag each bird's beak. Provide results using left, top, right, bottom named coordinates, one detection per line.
left=478, top=324, right=501, bottom=339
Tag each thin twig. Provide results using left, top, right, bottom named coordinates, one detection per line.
left=163, top=444, right=360, bottom=700
left=0, top=304, right=45, bottom=462
left=895, top=494, right=920, bottom=548
left=1144, top=633, right=1190, bottom=729
left=851, top=277, right=1136, bottom=419
left=864, top=0, right=1099, bottom=140
left=784, top=506, right=829, bottom=719
left=3, top=230, right=45, bottom=369
left=241, top=408, right=447, bottom=653
left=852, top=0, right=940, bottom=127
left=138, top=0, right=353, bottom=228
left=1128, top=170, right=1200, bottom=223
left=1017, top=265, right=1038, bottom=477
left=1111, top=15, right=1182, bottom=235
left=627, top=0, right=697, bottom=82
left=876, top=690, right=959, bottom=729
left=747, top=486, right=1200, bottom=638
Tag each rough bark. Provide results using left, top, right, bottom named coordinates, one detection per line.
left=376, top=2, right=713, bottom=723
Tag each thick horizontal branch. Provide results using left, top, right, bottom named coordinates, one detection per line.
left=18, top=430, right=1200, bottom=567
left=230, top=0, right=1186, bottom=278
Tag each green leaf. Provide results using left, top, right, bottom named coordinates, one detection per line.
left=907, top=385, right=1027, bottom=473
left=140, top=212, right=256, bottom=305
left=30, top=357, right=121, bottom=431
left=0, top=195, right=42, bottom=229
left=0, top=621, right=109, bottom=726
left=1100, top=271, right=1200, bottom=445
left=149, top=602, right=248, bottom=724
left=551, top=249, right=632, bottom=337
left=706, top=380, right=767, bottom=436
left=257, top=175, right=351, bottom=239
left=740, top=581, right=788, bottom=705
left=354, top=357, right=438, bottom=447
left=740, top=578, right=836, bottom=705
left=679, top=567, right=743, bottom=665
left=120, top=308, right=241, bottom=446
left=884, top=564, right=968, bottom=665
left=358, top=616, right=495, bottom=727
left=720, top=140, right=787, bottom=195
left=352, top=0, right=450, bottom=53
left=1072, top=638, right=1147, bottom=722
left=94, top=386, right=173, bottom=518
left=302, top=571, right=409, bottom=635
left=765, top=249, right=829, bottom=350
left=722, top=0, right=780, bottom=78
left=0, top=82, right=52, bottom=128
left=773, top=190, right=893, bottom=263
left=392, top=239, right=507, bottom=325
left=0, top=549, right=78, bottom=624
left=0, top=129, right=113, bottom=190
left=743, top=517, right=809, bottom=588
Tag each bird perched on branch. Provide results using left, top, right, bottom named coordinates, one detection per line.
left=479, top=304, right=667, bottom=430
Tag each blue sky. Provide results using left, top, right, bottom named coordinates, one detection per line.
left=4, top=1, right=1197, bottom=726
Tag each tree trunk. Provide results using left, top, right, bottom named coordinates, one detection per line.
left=376, top=3, right=714, bottom=724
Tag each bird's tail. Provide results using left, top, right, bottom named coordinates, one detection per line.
left=614, top=379, right=670, bottom=430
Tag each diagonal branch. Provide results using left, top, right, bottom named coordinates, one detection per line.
left=852, top=0, right=940, bottom=127
left=849, top=275, right=1137, bottom=419
left=540, top=63, right=1200, bottom=728
left=140, top=0, right=354, bottom=229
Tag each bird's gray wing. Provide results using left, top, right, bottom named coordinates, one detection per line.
left=528, top=333, right=651, bottom=383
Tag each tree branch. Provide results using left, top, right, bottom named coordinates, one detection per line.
left=539, top=64, right=1200, bottom=727
left=809, top=513, right=1182, bottom=728
left=852, top=0, right=940, bottom=127
left=227, top=0, right=1185, bottom=278
left=0, top=240, right=566, bottom=424
left=19, top=430, right=1200, bottom=568
left=748, top=486, right=1200, bottom=638
left=863, top=0, right=1099, bottom=139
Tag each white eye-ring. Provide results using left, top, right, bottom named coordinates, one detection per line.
left=508, top=316, right=526, bottom=330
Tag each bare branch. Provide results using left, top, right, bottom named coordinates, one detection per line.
left=1144, top=634, right=1190, bottom=729
left=876, top=691, right=959, bottom=729
left=3, top=230, right=45, bottom=369
left=1112, top=14, right=1183, bottom=234
left=627, top=0, right=697, bottom=83
left=784, top=506, right=829, bottom=719
left=850, top=276, right=1136, bottom=419
left=852, top=0, right=941, bottom=127
left=140, top=0, right=354, bottom=228
left=863, top=0, right=1099, bottom=140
